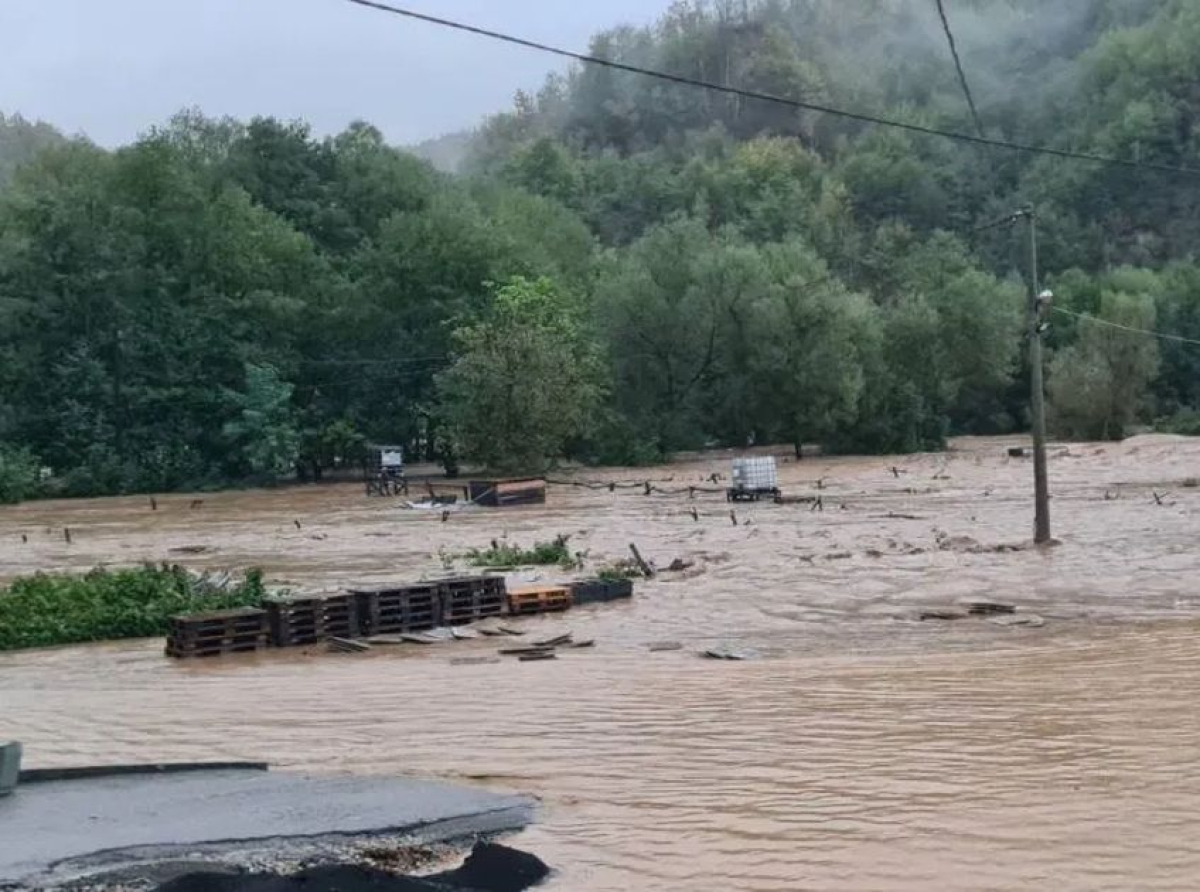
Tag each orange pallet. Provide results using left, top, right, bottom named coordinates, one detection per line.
left=506, top=585, right=573, bottom=616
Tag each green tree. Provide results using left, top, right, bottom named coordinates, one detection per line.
left=0, top=443, right=40, bottom=504
left=748, top=243, right=881, bottom=456
left=436, top=277, right=604, bottom=472
left=1049, top=289, right=1161, bottom=439
left=223, top=364, right=301, bottom=477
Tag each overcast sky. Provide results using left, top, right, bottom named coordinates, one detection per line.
left=2, top=0, right=669, bottom=147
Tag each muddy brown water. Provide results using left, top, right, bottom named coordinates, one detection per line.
left=3, top=436, right=1200, bottom=890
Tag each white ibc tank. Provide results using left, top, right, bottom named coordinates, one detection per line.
left=731, top=456, right=778, bottom=491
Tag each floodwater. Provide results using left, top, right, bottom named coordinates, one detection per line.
left=2, top=436, right=1200, bottom=890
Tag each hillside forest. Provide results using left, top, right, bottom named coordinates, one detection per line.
left=2, top=0, right=1200, bottom=500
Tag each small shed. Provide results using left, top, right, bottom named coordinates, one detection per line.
left=468, top=478, right=547, bottom=508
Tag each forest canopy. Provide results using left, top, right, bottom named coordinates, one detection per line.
left=2, top=0, right=1199, bottom=499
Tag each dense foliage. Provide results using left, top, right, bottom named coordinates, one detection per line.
left=0, top=565, right=266, bottom=650
left=2, top=0, right=1200, bottom=498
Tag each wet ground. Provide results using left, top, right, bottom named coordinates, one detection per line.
left=2, top=436, right=1200, bottom=890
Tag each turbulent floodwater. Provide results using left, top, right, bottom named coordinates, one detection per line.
left=2, top=436, right=1200, bottom=890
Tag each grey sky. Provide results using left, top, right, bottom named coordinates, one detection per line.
left=2, top=0, right=670, bottom=147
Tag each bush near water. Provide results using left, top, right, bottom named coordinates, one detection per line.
left=0, top=564, right=267, bottom=651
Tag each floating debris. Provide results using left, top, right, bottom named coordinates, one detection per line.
left=967, top=602, right=1018, bottom=616
left=499, top=645, right=557, bottom=657
left=327, top=637, right=371, bottom=654
left=649, top=641, right=683, bottom=652
left=919, top=609, right=970, bottom=622
left=702, top=647, right=755, bottom=661
left=989, top=613, right=1046, bottom=628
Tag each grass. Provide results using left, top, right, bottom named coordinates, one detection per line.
left=596, top=560, right=643, bottom=581
left=464, top=534, right=579, bottom=570
left=0, top=564, right=267, bottom=651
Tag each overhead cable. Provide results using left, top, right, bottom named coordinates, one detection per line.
left=933, top=0, right=986, bottom=138
left=1052, top=306, right=1200, bottom=347
left=345, top=0, right=1200, bottom=177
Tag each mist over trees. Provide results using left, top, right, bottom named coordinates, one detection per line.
left=2, top=0, right=1200, bottom=499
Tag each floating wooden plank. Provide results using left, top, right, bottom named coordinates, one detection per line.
left=628, top=543, right=655, bottom=578
left=499, top=645, right=556, bottom=656
left=919, top=609, right=970, bottom=622
left=519, top=651, right=558, bottom=662
left=651, top=642, right=682, bottom=654
left=967, top=602, right=1018, bottom=616
left=703, top=648, right=753, bottom=661
left=988, top=613, right=1046, bottom=628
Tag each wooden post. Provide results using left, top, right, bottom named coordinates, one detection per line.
left=628, top=543, right=655, bottom=578
left=1025, top=208, right=1052, bottom=544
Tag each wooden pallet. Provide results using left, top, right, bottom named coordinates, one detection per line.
left=266, top=594, right=360, bottom=647
left=570, top=579, right=634, bottom=606
left=166, top=634, right=270, bottom=659
left=352, top=584, right=441, bottom=635
left=166, top=608, right=271, bottom=659
left=507, top=585, right=572, bottom=616
left=439, top=576, right=506, bottom=625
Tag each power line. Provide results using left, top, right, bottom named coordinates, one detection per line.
left=301, top=355, right=450, bottom=368
left=1052, top=306, right=1200, bottom=347
left=933, top=0, right=985, bottom=139
left=345, top=0, right=1200, bottom=177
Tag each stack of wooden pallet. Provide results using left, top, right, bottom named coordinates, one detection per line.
left=506, top=585, right=573, bottom=616
left=165, top=607, right=270, bottom=659
left=266, top=594, right=359, bottom=647
left=352, top=583, right=441, bottom=636
left=439, top=575, right=507, bottom=625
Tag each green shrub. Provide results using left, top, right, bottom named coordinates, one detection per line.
left=464, top=535, right=576, bottom=569
left=0, top=443, right=40, bottom=504
left=0, top=564, right=267, bottom=651
left=1159, top=409, right=1200, bottom=437
left=596, top=560, right=642, bottom=581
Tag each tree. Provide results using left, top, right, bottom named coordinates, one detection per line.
left=0, top=443, right=40, bottom=504
left=594, top=217, right=762, bottom=451
left=0, top=112, right=67, bottom=188
left=223, top=364, right=301, bottom=478
left=1049, top=288, right=1161, bottom=439
left=748, top=243, right=881, bottom=456
left=436, top=277, right=604, bottom=472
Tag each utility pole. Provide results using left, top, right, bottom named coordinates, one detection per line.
left=1022, top=207, right=1052, bottom=544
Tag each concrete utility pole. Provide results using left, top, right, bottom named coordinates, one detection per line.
left=1021, top=207, right=1052, bottom=544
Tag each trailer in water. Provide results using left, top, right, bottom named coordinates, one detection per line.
left=468, top=478, right=547, bottom=507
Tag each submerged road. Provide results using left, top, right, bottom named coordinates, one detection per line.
left=1, top=767, right=535, bottom=886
